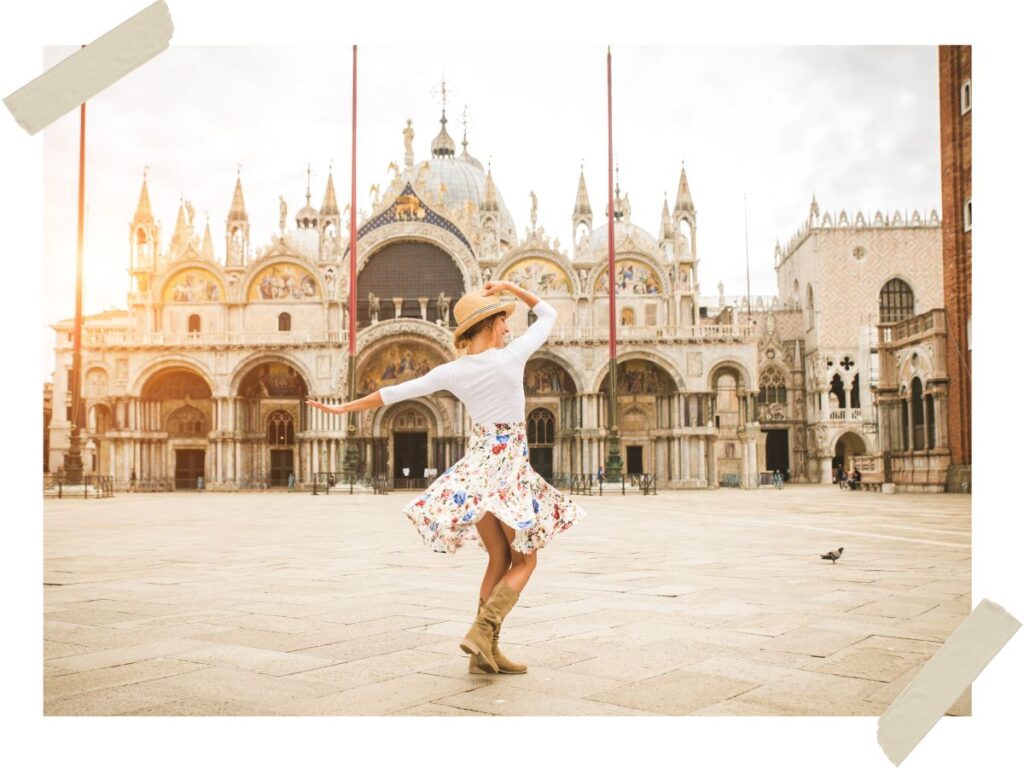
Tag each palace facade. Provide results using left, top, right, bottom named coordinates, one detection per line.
left=46, top=105, right=947, bottom=491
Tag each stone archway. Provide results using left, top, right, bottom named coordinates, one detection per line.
left=140, top=367, right=214, bottom=488
left=833, top=430, right=868, bottom=477
left=597, top=358, right=679, bottom=482
left=235, top=360, right=310, bottom=487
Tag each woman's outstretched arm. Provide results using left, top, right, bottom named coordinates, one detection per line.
left=306, top=391, right=383, bottom=415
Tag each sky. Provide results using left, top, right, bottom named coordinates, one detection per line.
left=41, top=44, right=940, bottom=381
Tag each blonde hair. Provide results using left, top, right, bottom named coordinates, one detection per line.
left=452, top=311, right=506, bottom=354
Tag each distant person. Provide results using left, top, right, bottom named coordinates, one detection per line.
left=597, top=466, right=605, bottom=484
left=849, top=468, right=862, bottom=491
left=129, top=468, right=137, bottom=490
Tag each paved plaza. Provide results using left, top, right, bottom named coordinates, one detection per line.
left=43, top=485, right=971, bottom=716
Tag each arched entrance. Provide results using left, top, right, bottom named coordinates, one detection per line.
left=390, top=407, right=432, bottom=488
left=525, top=358, right=578, bottom=479
left=237, top=361, right=309, bottom=487
left=266, top=409, right=296, bottom=486
left=833, top=431, right=867, bottom=476
left=142, top=367, right=213, bottom=489
left=598, top=358, right=678, bottom=481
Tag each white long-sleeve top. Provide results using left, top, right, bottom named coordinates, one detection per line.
left=378, top=299, right=557, bottom=424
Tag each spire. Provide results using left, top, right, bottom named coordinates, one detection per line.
left=659, top=194, right=673, bottom=241
left=228, top=167, right=248, bottom=222
left=482, top=161, right=498, bottom=212
left=201, top=216, right=214, bottom=261
left=305, top=162, right=312, bottom=206
left=606, top=163, right=626, bottom=221
left=170, top=198, right=190, bottom=255
left=673, top=161, right=694, bottom=217
left=573, top=166, right=592, bottom=217
left=133, top=168, right=154, bottom=223
left=320, top=166, right=339, bottom=215
left=430, top=76, right=457, bottom=158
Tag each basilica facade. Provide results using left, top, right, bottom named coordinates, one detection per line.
left=46, top=106, right=946, bottom=492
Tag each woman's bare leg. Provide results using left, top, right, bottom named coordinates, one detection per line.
left=497, top=519, right=537, bottom=593
left=475, top=512, right=512, bottom=601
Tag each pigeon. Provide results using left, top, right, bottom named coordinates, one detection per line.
left=820, top=546, right=844, bottom=563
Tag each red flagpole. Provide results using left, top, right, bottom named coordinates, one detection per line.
left=607, top=46, right=616, bottom=360
left=64, top=45, right=87, bottom=484
left=348, top=44, right=358, bottom=358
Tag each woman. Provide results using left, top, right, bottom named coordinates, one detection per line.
left=307, top=280, right=586, bottom=675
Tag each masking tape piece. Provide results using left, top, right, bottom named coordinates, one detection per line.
left=877, top=598, right=1021, bottom=766
left=3, top=1, right=173, bottom=135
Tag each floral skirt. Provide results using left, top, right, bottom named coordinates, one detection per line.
left=401, top=421, right=586, bottom=555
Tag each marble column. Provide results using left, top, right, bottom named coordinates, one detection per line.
left=697, top=437, right=706, bottom=484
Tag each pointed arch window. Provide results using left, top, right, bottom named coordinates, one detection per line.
left=527, top=408, right=555, bottom=444
left=758, top=368, right=787, bottom=404
left=806, top=285, right=815, bottom=330
left=267, top=410, right=295, bottom=446
left=879, top=278, right=914, bottom=323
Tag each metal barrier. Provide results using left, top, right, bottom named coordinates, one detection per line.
left=372, top=473, right=391, bottom=495
left=311, top=472, right=340, bottom=495
left=44, top=474, right=115, bottom=499
left=597, top=473, right=657, bottom=496
left=569, top=474, right=595, bottom=495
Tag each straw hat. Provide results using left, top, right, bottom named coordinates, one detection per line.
left=451, top=290, right=517, bottom=345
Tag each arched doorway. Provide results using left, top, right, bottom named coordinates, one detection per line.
left=598, top=358, right=677, bottom=480
left=142, top=367, right=213, bottom=489
left=237, top=361, right=309, bottom=486
left=833, top=431, right=867, bottom=476
left=527, top=408, right=555, bottom=481
left=266, top=409, right=296, bottom=486
left=390, top=408, right=431, bottom=488
left=525, top=358, right=578, bottom=478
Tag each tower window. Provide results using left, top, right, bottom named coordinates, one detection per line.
left=960, top=79, right=971, bottom=115
left=187, top=314, right=201, bottom=334
left=964, top=197, right=972, bottom=232
left=278, top=312, right=291, bottom=332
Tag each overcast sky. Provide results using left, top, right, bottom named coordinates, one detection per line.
left=41, top=45, right=940, bottom=381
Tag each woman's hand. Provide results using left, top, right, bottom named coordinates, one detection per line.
left=482, top=280, right=515, bottom=297
left=306, top=398, right=345, bottom=415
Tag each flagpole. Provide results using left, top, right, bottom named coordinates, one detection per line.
left=64, top=47, right=87, bottom=486
left=604, top=45, right=623, bottom=483
left=343, top=43, right=359, bottom=483
left=744, top=193, right=751, bottom=323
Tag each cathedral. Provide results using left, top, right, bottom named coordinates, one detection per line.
left=46, top=101, right=950, bottom=492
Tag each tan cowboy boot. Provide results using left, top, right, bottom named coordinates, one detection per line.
left=459, top=581, right=519, bottom=673
left=468, top=597, right=528, bottom=674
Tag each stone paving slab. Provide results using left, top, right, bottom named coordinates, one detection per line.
left=43, top=485, right=970, bottom=716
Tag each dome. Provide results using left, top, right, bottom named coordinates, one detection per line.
left=404, top=154, right=517, bottom=244
left=587, top=220, right=660, bottom=256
